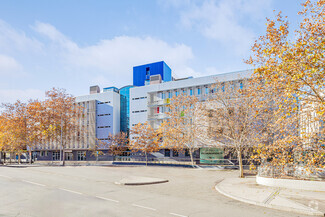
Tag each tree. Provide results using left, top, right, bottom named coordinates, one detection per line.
left=246, top=0, right=325, bottom=174
left=26, top=100, right=47, bottom=164
left=0, top=115, right=11, bottom=164
left=196, top=80, right=261, bottom=177
left=44, top=88, right=84, bottom=166
left=107, top=132, right=129, bottom=159
left=159, top=94, right=200, bottom=167
left=1, top=101, right=29, bottom=164
left=89, top=141, right=105, bottom=162
left=129, top=122, right=160, bottom=166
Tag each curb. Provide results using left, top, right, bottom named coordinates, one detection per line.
left=215, top=183, right=324, bottom=216
left=112, top=162, right=195, bottom=168
left=115, top=180, right=169, bottom=186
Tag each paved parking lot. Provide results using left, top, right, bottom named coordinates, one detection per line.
left=0, top=165, right=309, bottom=217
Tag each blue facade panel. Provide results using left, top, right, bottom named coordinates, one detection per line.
left=133, top=61, right=172, bottom=86
left=96, top=101, right=114, bottom=139
left=163, top=62, right=172, bottom=82
left=119, top=85, right=134, bottom=134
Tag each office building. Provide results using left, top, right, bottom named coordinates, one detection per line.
left=35, top=61, right=252, bottom=162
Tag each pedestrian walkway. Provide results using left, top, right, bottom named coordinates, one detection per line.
left=215, top=177, right=325, bottom=216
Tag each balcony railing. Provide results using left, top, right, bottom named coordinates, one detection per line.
left=148, top=98, right=170, bottom=107
left=148, top=113, right=168, bottom=120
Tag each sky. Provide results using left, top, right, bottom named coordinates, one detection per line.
left=0, top=0, right=303, bottom=104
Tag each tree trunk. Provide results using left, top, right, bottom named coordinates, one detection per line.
left=145, top=151, right=148, bottom=166
left=18, top=154, right=21, bottom=164
left=62, top=146, right=65, bottom=166
left=29, top=150, right=32, bottom=164
left=9, top=152, right=11, bottom=164
left=3, top=152, right=6, bottom=164
left=0, top=151, right=2, bottom=165
left=237, top=149, right=244, bottom=178
left=189, top=150, right=195, bottom=167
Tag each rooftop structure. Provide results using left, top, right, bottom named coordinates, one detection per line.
left=133, top=61, right=172, bottom=86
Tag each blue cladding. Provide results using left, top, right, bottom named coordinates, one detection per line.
left=163, top=62, right=172, bottom=82
left=133, top=61, right=172, bottom=86
left=96, top=101, right=114, bottom=139
left=119, top=85, right=134, bottom=134
left=103, top=86, right=119, bottom=93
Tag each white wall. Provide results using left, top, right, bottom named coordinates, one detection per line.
left=76, top=90, right=120, bottom=135
left=129, top=70, right=252, bottom=129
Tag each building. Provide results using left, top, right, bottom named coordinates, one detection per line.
left=35, top=61, right=252, bottom=162
left=129, top=69, right=252, bottom=161
left=36, top=86, right=120, bottom=161
left=119, top=85, right=134, bottom=134
left=130, top=70, right=252, bottom=130
left=133, top=61, right=172, bottom=86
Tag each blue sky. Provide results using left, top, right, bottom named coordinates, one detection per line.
left=0, top=0, right=302, bottom=103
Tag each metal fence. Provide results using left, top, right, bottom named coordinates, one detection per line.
left=257, top=164, right=325, bottom=180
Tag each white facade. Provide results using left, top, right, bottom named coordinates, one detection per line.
left=130, top=70, right=252, bottom=130
left=76, top=90, right=120, bottom=140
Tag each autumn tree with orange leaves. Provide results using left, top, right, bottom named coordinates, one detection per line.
left=44, top=88, right=84, bottom=166
left=195, top=79, right=270, bottom=177
left=107, top=132, right=129, bottom=159
left=246, top=0, right=325, bottom=175
left=0, top=114, right=12, bottom=163
left=159, top=94, right=201, bottom=167
left=0, top=88, right=84, bottom=165
left=129, top=122, right=160, bottom=166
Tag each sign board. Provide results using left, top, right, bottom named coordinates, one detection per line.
left=200, top=148, right=224, bottom=164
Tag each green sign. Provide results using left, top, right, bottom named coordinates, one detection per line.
left=200, top=148, right=224, bottom=164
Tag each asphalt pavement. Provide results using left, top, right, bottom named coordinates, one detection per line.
left=0, top=165, right=312, bottom=217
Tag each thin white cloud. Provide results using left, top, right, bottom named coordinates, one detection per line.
left=0, top=19, right=199, bottom=105
left=178, top=0, right=272, bottom=55
left=32, top=22, right=197, bottom=85
left=0, top=89, right=44, bottom=104
left=32, top=21, right=78, bottom=51
left=0, top=20, right=43, bottom=53
left=0, top=54, right=24, bottom=76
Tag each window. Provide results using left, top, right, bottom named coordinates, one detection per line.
left=168, top=92, right=172, bottom=98
left=183, top=89, right=186, bottom=95
left=98, top=101, right=110, bottom=104
left=98, top=138, right=109, bottom=141
left=190, top=89, right=193, bottom=96
left=239, top=80, right=243, bottom=89
left=173, top=150, right=179, bottom=157
left=175, top=91, right=178, bottom=96
left=52, top=152, right=60, bottom=161
left=132, top=110, right=147, bottom=113
left=65, top=153, right=73, bottom=161
left=77, top=151, right=86, bottom=161
left=161, top=92, right=165, bottom=99
left=197, top=88, right=201, bottom=95
left=165, top=149, right=170, bottom=157
left=185, top=149, right=190, bottom=157
left=205, top=87, right=209, bottom=94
